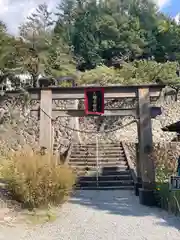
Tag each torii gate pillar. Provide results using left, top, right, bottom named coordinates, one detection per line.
left=39, top=89, right=53, bottom=152
left=137, top=87, right=156, bottom=206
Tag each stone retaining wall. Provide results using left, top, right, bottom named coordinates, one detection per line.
left=0, top=98, right=76, bottom=154
left=0, top=90, right=180, bottom=157
left=124, top=141, right=180, bottom=174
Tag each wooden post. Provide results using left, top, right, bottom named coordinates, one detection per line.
left=136, top=121, right=142, bottom=183
left=133, top=120, right=142, bottom=196
left=40, top=89, right=52, bottom=152
left=51, top=125, right=54, bottom=151
left=135, top=142, right=141, bottom=182
left=71, top=99, right=82, bottom=143
left=138, top=87, right=155, bottom=206
left=134, top=139, right=142, bottom=196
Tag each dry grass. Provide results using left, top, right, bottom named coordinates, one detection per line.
left=152, top=142, right=179, bottom=174
left=0, top=147, right=76, bottom=209
left=125, top=142, right=180, bottom=174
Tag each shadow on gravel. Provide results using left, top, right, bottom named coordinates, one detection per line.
left=69, top=190, right=180, bottom=231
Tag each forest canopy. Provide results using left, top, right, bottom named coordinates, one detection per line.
left=1, top=0, right=180, bottom=86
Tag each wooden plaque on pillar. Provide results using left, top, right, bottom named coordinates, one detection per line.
left=84, top=88, right=104, bottom=115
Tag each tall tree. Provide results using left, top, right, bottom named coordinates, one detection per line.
left=0, top=21, right=19, bottom=76
left=19, top=3, right=53, bottom=50
left=44, top=35, right=76, bottom=78
left=55, top=0, right=76, bottom=44
left=54, top=0, right=180, bottom=70
left=18, top=3, right=54, bottom=85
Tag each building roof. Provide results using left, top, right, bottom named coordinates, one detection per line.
left=162, top=121, right=180, bottom=133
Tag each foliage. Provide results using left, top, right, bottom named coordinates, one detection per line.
left=18, top=2, right=76, bottom=81
left=0, top=148, right=76, bottom=208
left=153, top=143, right=180, bottom=215
left=1, top=0, right=180, bottom=85
left=0, top=22, right=18, bottom=74
left=78, top=65, right=118, bottom=86
left=19, top=3, right=53, bottom=50
left=18, top=3, right=54, bottom=85
left=77, top=61, right=180, bottom=85
left=44, top=35, right=76, bottom=78
left=0, top=3, right=76, bottom=85
left=55, top=0, right=180, bottom=70
left=155, top=182, right=180, bottom=216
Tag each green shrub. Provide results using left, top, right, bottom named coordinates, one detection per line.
left=78, top=65, right=119, bottom=86
left=155, top=182, right=180, bottom=216
left=0, top=148, right=76, bottom=208
left=76, top=60, right=180, bottom=86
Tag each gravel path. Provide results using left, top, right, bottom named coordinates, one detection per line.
left=0, top=190, right=180, bottom=240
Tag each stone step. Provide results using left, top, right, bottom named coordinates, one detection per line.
left=70, top=152, right=125, bottom=157
left=70, top=155, right=125, bottom=158
left=76, top=180, right=134, bottom=188
left=71, top=148, right=124, bottom=151
left=72, top=143, right=122, bottom=146
left=70, top=159, right=126, bottom=163
left=70, top=163, right=128, bottom=168
left=69, top=156, right=126, bottom=162
left=78, top=174, right=132, bottom=181
left=70, top=156, right=125, bottom=160
left=72, top=146, right=123, bottom=150
left=101, top=167, right=130, bottom=175
left=71, top=150, right=124, bottom=154
left=71, top=166, right=129, bottom=173
left=75, top=169, right=131, bottom=176
left=72, top=150, right=124, bottom=154
left=69, top=157, right=126, bottom=162
left=69, top=159, right=126, bottom=164
left=73, top=143, right=121, bottom=146
left=71, top=154, right=125, bottom=158
left=69, top=163, right=127, bottom=168
left=71, top=153, right=125, bottom=158
left=70, top=142, right=133, bottom=191
left=72, top=146, right=123, bottom=151
left=70, top=160, right=127, bottom=164
left=75, top=186, right=134, bottom=190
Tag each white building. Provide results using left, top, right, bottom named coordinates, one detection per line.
left=2, top=73, right=44, bottom=91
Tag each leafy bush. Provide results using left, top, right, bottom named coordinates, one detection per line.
left=77, top=60, right=180, bottom=86
left=155, top=182, right=180, bottom=216
left=78, top=65, right=119, bottom=86
left=0, top=148, right=76, bottom=208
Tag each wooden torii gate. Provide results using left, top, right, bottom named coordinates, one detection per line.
left=6, top=84, right=165, bottom=206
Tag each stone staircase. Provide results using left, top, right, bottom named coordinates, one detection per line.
left=69, top=142, right=134, bottom=190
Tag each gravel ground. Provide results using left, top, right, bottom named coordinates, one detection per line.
left=0, top=190, right=180, bottom=240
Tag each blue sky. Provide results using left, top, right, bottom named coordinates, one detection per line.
left=161, top=0, right=180, bottom=17
left=0, top=0, right=180, bottom=35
